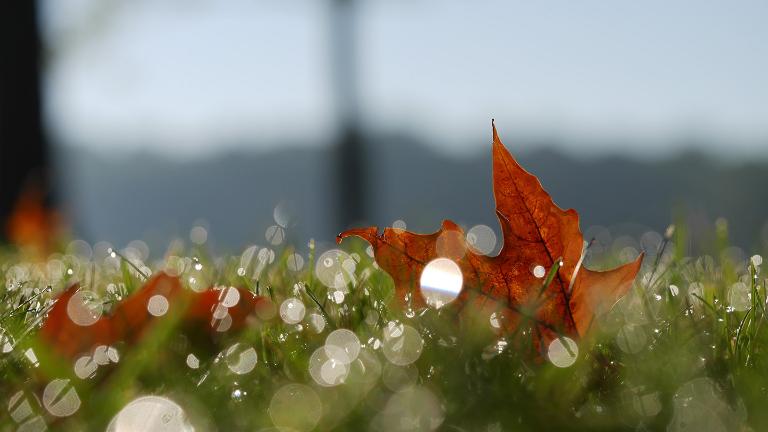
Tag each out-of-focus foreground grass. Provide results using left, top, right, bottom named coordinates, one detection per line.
left=0, top=221, right=767, bottom=431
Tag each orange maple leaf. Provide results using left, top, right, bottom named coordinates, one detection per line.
left=39, top=272, right=271, bottom=359
left=338, top=122, right=643, bottom=339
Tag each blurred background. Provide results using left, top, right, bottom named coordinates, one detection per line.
left=2, top=0, right=767, bottom=255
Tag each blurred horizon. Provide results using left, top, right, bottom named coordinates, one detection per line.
left=42, top=0, right=768, bottom=159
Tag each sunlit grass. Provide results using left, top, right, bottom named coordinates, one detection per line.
left=1, top=221, right=767, bottom=431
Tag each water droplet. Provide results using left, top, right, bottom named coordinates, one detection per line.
left=420, top=258, right=463, bottom=309
left=43, top=379, right=81, bottom=417
left=315, top=249, right=356, bottom=290
left=74, top=356, right=98, bottom=379
left=382, top=324, right=424, bottom=366
left=107, top=396, right=191, bottom=431
left=728, top=282, right=751, bottom=311
left=489, top=312, right=501, bottom=329
left=186, top=354, right=200, bottom=369
left=466, top=225, right=497, bottom=255
left=287, top=253, right=305, bottom=272
left=190, top=226, right=208, bottom=245
left=231, top=388, right=245, bottom=400
left=547, top=337, right=578, bottom=368
left=325, top=329, right=361, bottom=364
left=67, top=291, right=103, bottom=326
left=332, top=290, right=345, bottom=304
left=280, top=298, right=306, bottom=324
left=269, top=384, right=322, bottom=432
left=309, top=347, right=348, bottom=387
left=265, top=225, right=286, bottom=246
left=1, top=327, right=14, bottom=353
left=225, top=344, right=258, bottom=375
left=147, top=295, right=169, bottom=317
left=217, top=286, right=240, bottom=308
left=532, top=265, right=546, bottom=279
left=308, top=313, right=326, bottom=333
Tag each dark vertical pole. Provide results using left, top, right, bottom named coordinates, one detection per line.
left=0, top=0, right=51, bottom=241
left=330, top=0, right=366, bottom=232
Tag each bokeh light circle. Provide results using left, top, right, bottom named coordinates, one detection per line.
left=269, top=383, right=322, bottom=432
left=547, top=337, right=578, bottom=368
left=420, top=258, right=463, bottom=308
left=107, top=396, right=192, bottom=431
left=382, top=324, right=424, bottom=366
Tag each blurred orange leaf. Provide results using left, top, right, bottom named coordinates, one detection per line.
left=40, top=272, right=270, bottom=359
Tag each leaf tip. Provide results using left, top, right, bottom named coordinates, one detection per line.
left=337, top=227, right=379, bottom=245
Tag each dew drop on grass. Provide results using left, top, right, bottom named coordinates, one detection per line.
left=186, top=354, right=200, bottom=369
left=420, top=258, right=463, bottom=309
left=489, top=312, right=501, bottom=329
left=66, top=291, right=103, bottom=326
left=308, top=312, right=326, bottom=333
left=309, top=346, right=349, bottom=387
left=316, top=249, right=356, bottom=290
left=532, top=265, right=546, bottom=279
left=217, top=286, right=240, bottom=308
left=280, top=298, right=306, bottom=324
left=1, top=327, right=14, bottom=353
left=332, top=290, right=345, bottom=304
left=382, top=324, right=424, bottom=366
left=225, top=344, right=258, bottom=375
left=728, top=282, right=751, bottom=311
left=688, top=282, right=704, bottom=305
left=265, top=225, right=286, bottom=246
left=74, top=356, right=97, bottom=379
left=325, top=329, right=361, bottom=364
left=147, top=295, right=169, bottom=317
left=632, top=390, right=662, bottom=417
left=107, top=396, right=191, bottom=431
left=43, top=379, right=81, bottom=417
left=286, top=253, right=305, bottom=271
left=8, top=389, right=37, bottom=423
left=93, top=345, right=111, bottom=365
left=547, top=337, right=578, bottom=368
left=269, top=384, right=322, bottom=432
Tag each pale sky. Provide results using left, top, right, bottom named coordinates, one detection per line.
left=42, top=0, right=768, bottom=158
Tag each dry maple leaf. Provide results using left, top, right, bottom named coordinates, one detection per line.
left=39, top=272, right=271, bottom=359
left=338, top=122, right=643, bottom=339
